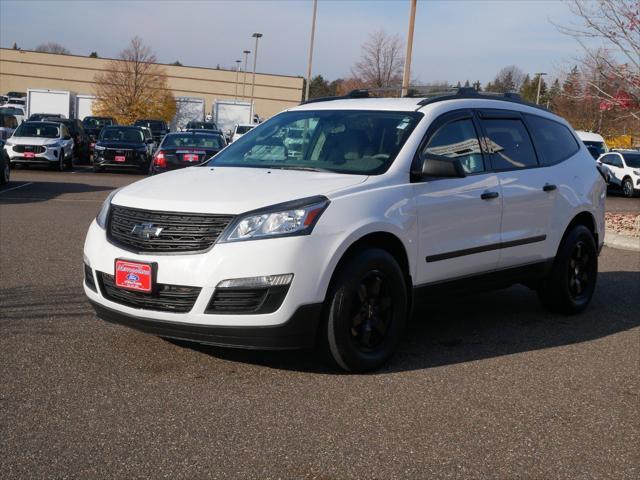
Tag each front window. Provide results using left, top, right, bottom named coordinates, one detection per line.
left=189, top=122, right=218, bottom=130
left=14, top=122, right=59, bottom=138
left=208, top=110, right=422, bottom=175
left=83, top=117, right=113, bottom=128
left=0, top=107, right=24, bottom=116
left=135, top=120, right=165, bottom=132
left=100, top=127, right=144, bottom=143
left=622, top=153, right=640, bottom=169
left=162, top=134, right=224, bottom=149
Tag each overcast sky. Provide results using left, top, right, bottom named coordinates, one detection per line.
left=1, top=0, right=589, bottom=84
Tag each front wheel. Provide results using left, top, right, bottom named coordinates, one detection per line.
left=622, top=177, right=634, bottom=197
left=538, top=225, right=597, bottom=314
left=319, top=249, right=408, bottom=373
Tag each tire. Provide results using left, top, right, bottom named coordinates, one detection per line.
left=622, top=177, right=634, bottom=197
left=51, top=154, right=65, bottom=171
left=319, top=248, right=408, bottom=373
left=0, top=161, right=8, bottom=185
left=93, top=164, right=103, bottom=173
left=537, top=225, right=597, bottom=314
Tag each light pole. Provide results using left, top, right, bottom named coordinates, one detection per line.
left=304, top=0, right=318, bottom=101
left=401, top=0, right=417, bottom=97
left=535, top=72, right=547, bottom=104
left=234, top=59, right=242, bottom=101
left=241, top=49, right=250, bottom=100
left=250, top=33, right=263, bottom=106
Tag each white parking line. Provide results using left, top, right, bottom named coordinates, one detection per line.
left=0, top=182, right=34, bottom=195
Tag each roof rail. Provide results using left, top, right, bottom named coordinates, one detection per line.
left=300, top=86, right=548, bottom=111
left=416, top=88, right=548, bottom=111
left=300, top=89, right=372, bottom=105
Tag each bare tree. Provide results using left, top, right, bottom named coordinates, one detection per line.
left=352, top=30, right=404, bottom=90
left=34, top=42, right=70, bottom=55
left=93, top=37, right=176, bottom=125
left=556, top=0, right=639, bottom=120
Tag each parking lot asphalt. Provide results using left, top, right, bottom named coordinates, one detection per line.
left=1, top=168, right=639, bottom=479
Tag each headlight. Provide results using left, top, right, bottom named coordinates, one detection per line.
left=96, top=189, right=119, bottom=229
left=219, top=196, right=330, bottom=243
left=633, top=170, right=640, bottom=176
left=94, top=145, right=106, bottom=151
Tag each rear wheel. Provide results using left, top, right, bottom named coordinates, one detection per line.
left=622, top=177, right=634, bottom=197
left=319, top=248, right=407, bottom=373
left=538, top=225, right=597, bottom=314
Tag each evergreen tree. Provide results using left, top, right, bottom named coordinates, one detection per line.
left=89, top=51, right=98, bottom=58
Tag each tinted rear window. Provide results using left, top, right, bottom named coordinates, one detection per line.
left=100, top=127, right=144, bottom=142
left=525, top=115, right=580, bottom=166
left=622, top=153, right=640, bottom=168
left=162, top=134, right=224, bottom=149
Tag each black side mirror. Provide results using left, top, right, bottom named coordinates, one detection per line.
left=413, top=153, right=467, bottom=178
left=596, top=164, right=611, bottom=184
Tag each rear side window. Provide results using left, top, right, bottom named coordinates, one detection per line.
left=601, top=153, right=623, bottom=168
left=525, top=115, right=579, bottom=166
left=423, top=118, right=485, bottom=174
left=482, top=118, right=538, bottom=170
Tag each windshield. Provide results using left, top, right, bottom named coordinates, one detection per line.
left=0, top=107, right=23, bottom=116
left=162, top=134, right=224, bottom=149
left=583, top=141, right=607, bottom=156
left=100, top=127, right=144, bottom=143
left=188, top=122, right=218, bottom=130
left=14, top=122, right=59, bottom=138
left=83, top=117, right=113, bottom=128
left=208, top=110, right=422, bottom=175
left=622, top=153, right=640, bottom=168
left=236, top=125, right=254, bottom=135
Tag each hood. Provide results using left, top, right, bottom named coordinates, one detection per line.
left=113, top=166, right=367, bottom=214
left=9, top=136, right=61, bottom=146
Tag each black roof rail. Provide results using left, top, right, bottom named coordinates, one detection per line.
left=300, top=89, right=372, bottom=105
left=416, top=88, right=548, bottom=111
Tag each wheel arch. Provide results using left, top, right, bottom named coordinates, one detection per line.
left=323, top=231, right=413, bottom=310
left=562, top=211, right=598, bottom=248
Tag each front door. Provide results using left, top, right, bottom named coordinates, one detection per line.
left=414, top=111, right=503, bottom=285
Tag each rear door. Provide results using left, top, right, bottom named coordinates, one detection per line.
left=477, top=110, right=553, bottom=267
left=414, top=110, right=503, bottom=285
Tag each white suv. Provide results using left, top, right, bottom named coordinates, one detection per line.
left=83, top=89, right=606, bottom=372
left=597, top=150, right=640, bottom=197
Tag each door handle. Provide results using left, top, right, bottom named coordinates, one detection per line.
left=480, top=191, right=499, bottom=200
left=543, top=183, right=557, bottom=192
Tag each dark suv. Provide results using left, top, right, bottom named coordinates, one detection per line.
left=134, top=119, right=169, bottom=144
left=44, top=117, right=91, bottom=163
left=93, top=126, right=153, bottom=173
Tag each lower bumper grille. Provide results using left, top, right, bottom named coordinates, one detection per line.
left=98, top=272, right=201, bottom=313
left=13, top=145, right=46, bottom=153
left=206, top=285, right=290, bottom=314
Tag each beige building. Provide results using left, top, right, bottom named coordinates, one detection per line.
left=0, top=48, right=303, bottom=119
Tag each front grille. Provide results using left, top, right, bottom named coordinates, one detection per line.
left=108, top=205, right=233, bottom=253
left=102, top=149, right=137, bottom=161
left=13, top=145, right=45, bottom=153
left=98, top=272, right=200, bottom=313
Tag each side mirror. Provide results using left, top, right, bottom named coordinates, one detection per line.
left=596, top=164, right=611, bottom=184
left=413, top=153, right=467, bottom=178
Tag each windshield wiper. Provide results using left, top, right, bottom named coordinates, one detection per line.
left=268, top=165, right=334, bottom=173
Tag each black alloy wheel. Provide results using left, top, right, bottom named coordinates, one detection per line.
left=321, top=248, right=407, bottom=373
left=349, top=270, right=393, bottom=351
left=538, top=225, right=597, bottom=314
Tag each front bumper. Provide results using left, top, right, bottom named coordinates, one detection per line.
left=84, top=219, right=338, bottom=348
left=89, top=299, right=322, bottom=349
left=6, top=146, right=60, bottom=164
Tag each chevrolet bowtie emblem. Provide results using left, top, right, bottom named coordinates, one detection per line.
left=131, top=223, right=163, bottom=240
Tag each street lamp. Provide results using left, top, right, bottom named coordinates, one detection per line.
left=304, top=0, right=318, bottom=101
left=234, top=59, right=242, bottom=101
left=401, top=0, right=417, bottom=97
left=535, top=72, right=547, bottom=104
left=250, top=33, right=263, bottom=106
left=242, top=49, right=250, bottom=100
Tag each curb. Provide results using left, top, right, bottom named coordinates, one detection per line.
left=604, top=230, right=640, bottom=252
